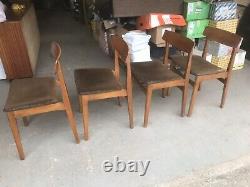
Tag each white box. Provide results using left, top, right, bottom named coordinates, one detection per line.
left=234, top=49, right=246, bottom=67
left=198, top=39, right=232, bottom=57
left=0, top=58, right=6, bottom=80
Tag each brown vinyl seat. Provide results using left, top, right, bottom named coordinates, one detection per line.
left=131, top=61, right=182, bottom=87
left=74, top=68, right=122, bottom=95
left=131, top=31, right=195, bottom=127
left=171, top=27, right=243, bottom=117
left=74, top=35, right=133, bottom=141
left=4, top=77, right=61, bottom=112
left=171, top=55, right=225, bottom=76
left=3, top=42, right=80, bottom=160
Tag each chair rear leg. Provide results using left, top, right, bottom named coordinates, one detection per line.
left=198, top=82, right=202, bottom=91
left=82, top=97, right=89, bottom=140
left=166, top=88, right=171, bottom=96
left=117, top=97, right=122, bottom=106
left=79, top=96, right=83, bottom=113
left=188, top=79, right=200, bottom=117
left=127, top=94, right=134, bottom=129
left=162, top=88, right=170, bottom=98
left=144, top=87, right=153, bottom=128
left=220, top=78, right=230, bottom=108
left=65, top=104, right=80, bottom=144
left=161, top=89, right=166, bottom=98
left=7, top=112, right=25, bottom=160
left=22, top=117, right=29, bottom=127
left=181, top=85, right=188, bottom=117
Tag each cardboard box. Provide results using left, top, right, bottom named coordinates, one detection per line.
left=184, top=0, right=210, bottom=21
left=198, top=39, right=232, bottom=57
left=183, top=19, right=209, bottom=39
left=209, top=1, right=237, bottom=21
left=148, top=25, right=175, bottom=47
left=209, top=18, right=238, bottom=33
left=211, top=49, right=246, bottom=70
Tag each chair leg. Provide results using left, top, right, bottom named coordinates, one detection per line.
left=162, top=88, right=170, bottom=98
left=166, top=88, right=171, bottom=96
left=161, top=89, right=165, bottom=98
left=22, top=117, right=29, bottom=127
left=82, top=97, right=89, bottom=141
left=220, top=78, right=230, bottom=108
left=127, top=91, right=134, bottom=129
left=65, top=104, right=80, bottom=144
left=181, top=85, right=188, bottom=117
left=188, top=79, right=200, bottom=117
left=7, top=112, right=25, bottom=160
left=198, top=82, right=202, bottom=91
left=79, top=96, right=83, bottom=113
left=117, top=97, right=122, bottom=106
left=144, top=87, right=153, bottom=128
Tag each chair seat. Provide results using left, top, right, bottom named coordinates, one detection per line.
left=131, top=61, right=183, bottom=87
left=171, top=55, right=225, bottom=76
left=74, top=68, right=122, bottom=95
left=4, top=77, right=61, bottom=112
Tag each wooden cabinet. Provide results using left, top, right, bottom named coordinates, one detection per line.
left=112, top=0, right=183, bottom=17
left=0, top=4, right=40, bottom=79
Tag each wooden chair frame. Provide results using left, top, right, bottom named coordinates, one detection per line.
left=133, top=31, right=194, bottom=127
left=187, top=27, right=243, bottom=116
left=6, top=42, right=80, bottom=160
left=78, top=35, right=133, bottom=140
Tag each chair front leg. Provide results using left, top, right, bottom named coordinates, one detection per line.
left=188, top=78, right=200, bottom=117
left=82, top=97, right=89, bottom=140
left=144, top=87, right=153, bottom=128
left=7, top=112, right=25, bottom=160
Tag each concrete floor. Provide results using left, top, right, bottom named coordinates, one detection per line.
left=0, top=10, right=250, bottom=187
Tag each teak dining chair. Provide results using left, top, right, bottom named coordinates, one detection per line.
left=131, top=31, right=195, bottom=127
left=171, top=27, right=243, bottom=116
left=74, top=35, right=133, bottom=140
left=3, top=42, right=80, bottom=160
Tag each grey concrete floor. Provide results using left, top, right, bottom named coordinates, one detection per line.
left=0, top=10, right=250, bottom=187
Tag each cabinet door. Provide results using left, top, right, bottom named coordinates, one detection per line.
left=0, top=22, right=33, bottom=79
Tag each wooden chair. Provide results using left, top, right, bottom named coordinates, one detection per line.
left=131, top=31, right=194, bottom=127
left=74, top=35, right=133, bottom=140
left=171, top=27, right=243, bottom=117
left=3, top=42, right=80, bottom=160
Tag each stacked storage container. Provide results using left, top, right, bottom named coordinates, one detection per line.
left=208, top=0, right=238, bottom=33
left=183, top=0, right=210, bottom=39
left=203, top=0, right=245, bottom=70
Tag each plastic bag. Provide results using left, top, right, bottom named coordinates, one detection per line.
left=0, top=1, right=6, bottom=23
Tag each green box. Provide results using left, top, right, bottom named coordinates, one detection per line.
left=184, top=0, right=210, bottom=21
left=183, top=19, right=209, bottom=39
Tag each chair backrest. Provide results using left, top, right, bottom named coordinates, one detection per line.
left=51, top=42, right=65, bottom=85
left=162, top=30, right=195, bottom=80
left=202, top=27, right=243, bottom=71
left=111, top=35, right=132, bottom=90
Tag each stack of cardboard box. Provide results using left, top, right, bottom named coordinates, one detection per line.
left=183, top=0, right=210, bottom=39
